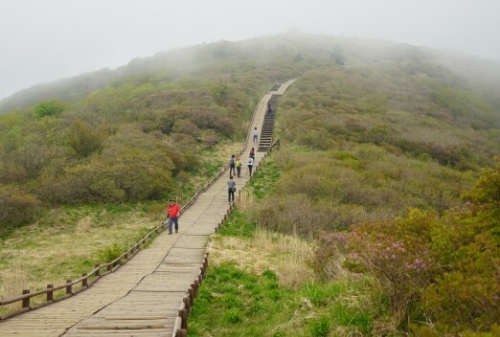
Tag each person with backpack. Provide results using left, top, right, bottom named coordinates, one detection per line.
left=249, top=147, right=255, bottom=160
left=247, top=156, right=254, bottom=177
left=229, top=154, right=236, bottom=176
left=166, top=199, right=180, bottom=234
left=227, top=176, right=236, bottom=203
left=235, top=156, right=242, bottom=177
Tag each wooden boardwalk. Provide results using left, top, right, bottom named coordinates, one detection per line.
left=0, top=80, right=295, bottom=337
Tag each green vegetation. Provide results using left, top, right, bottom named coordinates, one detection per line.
left=190, top=210, right=379, bottom=336
left=1, top=34, right=500, bottom=335
left=246, top=158, right=281, bottom=200
left=190, top=262, right=377, bottom=337
left=34, top=100, right=68, bottom=118
left=314, top=159, right=500, bottom=335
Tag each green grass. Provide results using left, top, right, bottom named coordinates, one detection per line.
left=198, top=148, right=225, bottom=178
left=0, top=201, right=168, bottom=310
left=309, top=316, right=330, bottom=337
left=216, top=209, right=256, bottom=238
left=188, top=261, right=295, bottom=336
left=247, top=159, right=281, bottom=199
left=188, top=206, right=380, bottom=336
left=188, top=261, right=377, bottom=336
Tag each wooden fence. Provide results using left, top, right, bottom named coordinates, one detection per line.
left=0, top=131, right=249, bottom=321
left=0, top=83, right=281, bottom=332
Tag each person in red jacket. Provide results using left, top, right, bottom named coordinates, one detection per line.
left=166, top=199, right=180, bottom=234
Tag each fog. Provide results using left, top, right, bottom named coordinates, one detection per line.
left=1, top=0, right=499, bottom=100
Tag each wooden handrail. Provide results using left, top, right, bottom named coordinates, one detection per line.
left=0, top=129, right=249, bottom=319
left=0, top=221, right=167, bottom=319
left=0, top=83, right=284, bottom=323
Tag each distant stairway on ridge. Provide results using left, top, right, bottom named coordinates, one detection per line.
left=258, top=94, right=279, bottom=152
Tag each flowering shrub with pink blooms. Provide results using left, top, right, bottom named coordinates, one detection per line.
left=313, top=158, right=500, bottom=334
left=338, top=209, right=438, bottom=322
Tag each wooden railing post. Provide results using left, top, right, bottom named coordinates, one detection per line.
left=176, top=328, right=187, bottom=337
left=195, top=279, right=201, bottom=297
left=82, top=273, right=88, bottom=288
left=183, top=296, right=191, bottom=316
left=66, top=279, right=72, bottom=295
left=94, top=264, right=100, bottom=277
left=180, top=308, right=188, bottom=330
left=188, top=287, right=195, bottom=305
left=21, top=289, right=30, bottom=309
left=47, top=284, right=54, bottom=302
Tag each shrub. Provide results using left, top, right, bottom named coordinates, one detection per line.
left=339, top=209, right=439, bottom=324
left=34, top=100, right=68, bottom=118
left=322, top=159, right=500, bottom=333
left=96, top=243, right=124, bottom=263
left=67, top=120, right=106, bottom=158
left=462, top=156, right=500, bottom=205
left=0, top=184, right=41, bottom=227
left=254, top=195, right=354, bottom=240
left=309, top=230, right=347, bottom=281
left=422, top=202, right=500, bottom=333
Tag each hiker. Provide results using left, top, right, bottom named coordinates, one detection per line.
left=166, top=199, right=180, bottom=234
left=227, top=175, right=236, bottom=203
left=253, top=127, right=258, bottom=144
left=267, top=101, right=273, bottom=116
left=249, top=147, right=255, bottom=160
left=236, top=156, right=242, bottom=177
left=229, top=154, right=236, bottom=176
left=247, top=156, right=254, bottom=177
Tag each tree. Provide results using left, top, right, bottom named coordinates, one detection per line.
left=67, top=120, right=105, bottom=158
left=34, top=100, right=68, bottom=118
left=211, top=82, right=230, bottom=106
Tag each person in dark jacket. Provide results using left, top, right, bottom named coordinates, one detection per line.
left=229, top=154, right=236, bottom=176
left=227, top=176, right=236, bottom=203
left=249, top=147, right=255, bottom=160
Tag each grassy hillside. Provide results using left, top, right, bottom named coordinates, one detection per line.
left=190, top=158, right=500, bottom=336
left=1, top=34, right=499, bottom=335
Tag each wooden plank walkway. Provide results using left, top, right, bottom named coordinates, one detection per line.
left=0, top=80, right=295, bottom=337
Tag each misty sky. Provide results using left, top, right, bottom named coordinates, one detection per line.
left=1, top=0, right=499, bottom=100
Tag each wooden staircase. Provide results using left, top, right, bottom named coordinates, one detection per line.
left=258, top=94, right=279, bottom=152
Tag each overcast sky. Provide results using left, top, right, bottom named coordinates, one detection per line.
left=1, top=0, right=499, bottom=100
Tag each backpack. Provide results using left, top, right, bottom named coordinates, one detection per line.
left=230, top=157, right=235, bottom=166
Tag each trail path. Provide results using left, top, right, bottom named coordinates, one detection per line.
left=0, top=79, right=295, bottom=337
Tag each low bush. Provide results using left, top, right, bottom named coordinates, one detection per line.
left=0, top=185, right=41, bottom=227
left=313, top=158, right=500, bottom=334
left=96, top=243, right=124, bottom=263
